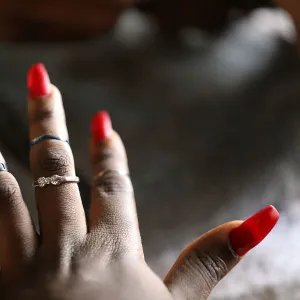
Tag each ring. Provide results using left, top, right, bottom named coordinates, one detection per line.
left=30, top=134, right=69, bottom=147
left=94, top=169, right=129, bottom=180
left=0, top=162, right=8, bottom=172
left=33, top=175, right=79, bottom=188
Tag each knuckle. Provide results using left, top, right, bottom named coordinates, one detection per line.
left=182, top=251, right=228, bottom=290
left=93, top=146, right=124, bottom=166
left=30, top=107, right=55, bottom=124
left=34, top=144, right=73, bottom=174
left=95, top=147, right=116, bottom=163
left=102, top=232, right=124, bottom=258
left=94, top=172, right=132, bottom=197
left=87, top=229, right=128, bottom=262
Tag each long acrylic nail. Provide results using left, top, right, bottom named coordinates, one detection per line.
left=27, top=63, right=51, bottom=99
left=91, top=111, right=113, bottom=142
left=229, top=205, right=279, bottom=257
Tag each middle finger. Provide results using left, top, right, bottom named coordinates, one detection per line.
left=27, top=63, right=86, bottom=249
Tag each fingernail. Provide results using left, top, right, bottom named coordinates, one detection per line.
left=229, top=205, right=279, bottom=257
left=91, top=111, right=113, bottom=142
left=27, top=63, right=51, bottom=99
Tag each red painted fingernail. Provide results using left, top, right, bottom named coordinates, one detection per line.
left=91, top=111, right=113, bottom=142
left=27, top=63, right=51, bottom=99
left=229, top=205, right=279, bottom=257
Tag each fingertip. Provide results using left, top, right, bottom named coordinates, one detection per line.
left=229, top=205, right=279, bottom=257
left=27, top=63, right=52, bottom=99
left=91, top=111, right=113, bottom=143
left=165, top=209, right=279, bottom=298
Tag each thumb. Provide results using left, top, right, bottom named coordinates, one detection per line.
left=164, top=205, right=279, bottom=300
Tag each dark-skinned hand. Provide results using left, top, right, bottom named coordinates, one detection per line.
left=0, top=63, right=279, bottom=300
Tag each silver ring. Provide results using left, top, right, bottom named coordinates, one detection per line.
left=33, top=175, right=79, bottom=188
left=0, top=162, right=8, bottom=172
left=30, top=134, right=69, bottom=147
left=94, top=170, right=129, bottom=180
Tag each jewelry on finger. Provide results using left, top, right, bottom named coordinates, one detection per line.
left=33, top=175, right=79, bottom=188
left=94, top=169, right=129, bottom=180
left=30, top=134, right=69, bottom=147
left=0, top=162, right=8, bottom=172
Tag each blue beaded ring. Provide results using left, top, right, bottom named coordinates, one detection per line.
left=30, top=134, right=69, bottom=147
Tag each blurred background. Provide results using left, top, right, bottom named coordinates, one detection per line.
left=1, top=1, right=300, bottom=299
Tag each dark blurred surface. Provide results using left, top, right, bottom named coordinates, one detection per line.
left=0, top=6, right=299, bottom=299
left=0, top=0, right=130, bottom=42
left=137, top=0, right=274, bottom=35
left=0, top=0, right=275, bottom=42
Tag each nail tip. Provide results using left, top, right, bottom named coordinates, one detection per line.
left=27, top=63, right=51, bottom=99
left=27, top=63, right=46, bottom=80
left=30, top=62, right=45, bottom=70
left=229, top=205, right=280, bottom=257
left=265, top=205, right=280, bottom=223
left=96, top=110, right=110, bottom=119
left=91, top=110, right=113, bottom=142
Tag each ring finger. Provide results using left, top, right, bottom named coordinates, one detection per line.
left=27, top=63, right=86, bottom=249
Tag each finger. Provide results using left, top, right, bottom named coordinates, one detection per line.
left=28, top=63, right=86, bottom=248
left=164, top=205, right=279, bottom=300
left=0, top=152, right=37, bottom=281
left=88, top=111, right=143, bottom=259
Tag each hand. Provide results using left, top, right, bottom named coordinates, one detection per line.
left=0, top=63, right=279, bottom=300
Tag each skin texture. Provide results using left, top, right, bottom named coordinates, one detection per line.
left=0, top=82, right=259, bottom=300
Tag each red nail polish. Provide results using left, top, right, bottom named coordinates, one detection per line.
left=91, top=111, right=113, bottom=142
left=229, top=205, right=279, bottom=257
left=27, top=63, right=51, bottom=99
